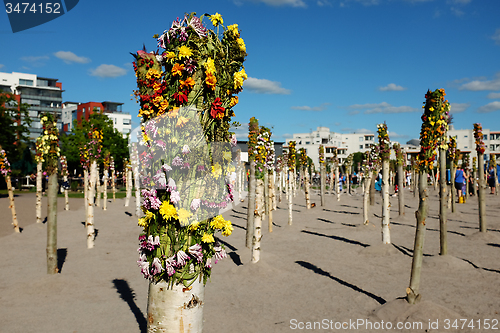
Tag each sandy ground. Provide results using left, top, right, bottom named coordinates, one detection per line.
left=0, top=186, right=499, bottom=333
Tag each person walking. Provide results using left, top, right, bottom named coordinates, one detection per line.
left=455, top=166, right=467, bottom=203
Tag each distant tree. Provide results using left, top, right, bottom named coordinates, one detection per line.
left=60, top=110, right=129, bottom=174
left=0, top=92, right=31, bottom=165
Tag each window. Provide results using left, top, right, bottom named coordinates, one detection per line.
left=123, top=118, right=131, bottom=125
left=359, top=145, right=363, bottom=149
left=464, top=135, right=468, bottom=138
left=305, top=141, right=310, bottom=145
left=359, top=137, right=363, bottom=142
left=96, top=107, right=101, bottom=111
left=483, top=134, right=488, bottom=140
left=464, top=146, right=468, bottom=149
left=490, top=145, right=495, bottom=151
left=19, top=79, right=34, bottom=86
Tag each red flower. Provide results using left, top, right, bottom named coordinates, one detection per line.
left=173, top=90, right=188, bottom=104
left=210, top=98, right=225, bottom=119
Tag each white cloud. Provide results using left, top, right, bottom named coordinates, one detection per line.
left=21, top=55, right=49, bottom=67
left=347, top=102, right=417, bottom=114
left=89, top=64, right=127, bottom=78
left=291, top=103, right=330, bottom=111
left=449, top=102, right=470, bottom=113
left=492, top=29, right=500, bottom=46
left=317, top=0, right=333, bottom=6
left=379, top=83, right=407, bottom=91
left=447, top=0, right=471, bottom=4
left=487, top=92, right=500, bottom=99
left=348, top=102, right=391, bottom=109
left=54, top=51, right=90, bottom=64
left=388, top=131, right=409, bottom=139
left=282, top=133, right=293, bottom=139
left=340, top=127, right=373, bottom=134
left=231, top=123, right=249, bottom=139
left=459, top=73, right=500, bottom=91
left=477, top=101, right=500, bottom=113
left=236, top=0, right=306, bottom=7
left=244, top=77, right=291, bottom=95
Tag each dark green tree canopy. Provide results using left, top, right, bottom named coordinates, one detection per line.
left=0, top=92, right=31, bottom=165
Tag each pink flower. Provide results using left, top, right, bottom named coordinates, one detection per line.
left=165, top=256, right=176, bottom=276
left=214, top=244, right=227, bottom=264
left=176, top=250, right=190, bottom=267
left=182, top=145, right=190, bottom=154
left=170, top=190, right=180, bottom=204
left=190, top=198, right=200, bottom=211
left=188, top=244, right=203, bottom=262
left=151, top=257, right=164, bottom=275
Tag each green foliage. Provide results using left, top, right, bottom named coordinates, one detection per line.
left=0, top=92, right=31, bottom=165
left=60, top=111, right=129, bottom=174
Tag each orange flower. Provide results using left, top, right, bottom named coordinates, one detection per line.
left=176, top=116, right=189, bottom=128
left=172, top=63, right=185, bottom=76
left=205, top=73, right=216, bottom=90
left=168, top=107, right=179, bottom=118
left=180, top=77, right=195, bottom=89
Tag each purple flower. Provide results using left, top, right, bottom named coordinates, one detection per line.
left=170, top=190, right=180, bottom=204
left=186, top=15, right=207, bottom=38
left=151, top=257, right=164, bottom=275
left=231, top=134, right=237, bottom=148
left=156, top=140, right=167, bottom=150
left=214, top=245, right=227, bottom=264
left=188, top=244, right=203, bottom=262
left=165, top=177, right=176, bottom=192
left=205, top=257, right=212, bottom=269
left=153, top=171, right=166, bottom=189
left=137, top=254, right=150, bottom=279
left=184, top=58, right=197, bottom=74
left=162, top=164, right=172, bottom=173
left=190, top=198, right=200, bottom=211
left=176, top=250, right=190, bottom=267
left=181, top=162, right=190, bottom=170
left=165, top=256, right=176, bottom=276
left=142, top=189, right=161, bottom=210
left=172, top=156, right=183, bottom=167
left=197, top=165, right=205, bottom=172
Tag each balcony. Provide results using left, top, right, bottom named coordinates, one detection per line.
left=21, top=94, right=62, bottom=102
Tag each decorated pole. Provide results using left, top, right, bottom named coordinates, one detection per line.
left=0, top=147, right=20, bottom=233
left=35, top=161, right=42, bottom=223
left=377, top=124, right=391, bottom=244
left=344, top=154, right=353, bottom=195
left=103, top=152, right=110, bottom=211
left=110, top=156, right=116, bottom=202
left=124, top=159, right=132, bottom=207
left=438, top=100, right=450, bottom=255
left=363, top=147, right=377, bottom=225
left=474, top=123, right=487, bottom=233
left=246, top=117, right=258, bottom=248
left=288, top=141, right=296, bottom=225
left=335, top=152, right=340, bottom=201
left=131, top=143, right=141, bottom=216
left=448, top=137, right=458, bottom=213
left=96, top=164, right=101, bottom=207
left=319, top=145, right=326, bottom=206
left=492, top=154, right=498, bottom=195
left=470, top=155, right=476, bottom=197
left=253, top=125, right=268, bottom=262
left=407, top=88, right=449, bottom=304
left=263, top=128, right=275, bottom=232
left=394, top=143, right=405, bottom=217
left=133, top=12, right=244, bottom=332
left=61, top=155, right=69, bottom=210
left=36, top=113, right=61, bottom=273
left=300, top=148, right=311, bottom=209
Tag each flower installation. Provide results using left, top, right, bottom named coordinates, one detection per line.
left=473, top=123, right=485, bottom=155
left=0, top=147, right=19, bottom=233
left=36, top=113, right=60, bottom=173
left=377, top=122, right=390, bottom=160
left=133, top=12, right=245, bottom=288
left=319, top=145, right=325, bottom=165
left=0, top=148, right=11, bottom=177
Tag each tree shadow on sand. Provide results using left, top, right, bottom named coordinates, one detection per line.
left=296, top=261, right=386, bottom=305
left=57, top=248, right=67, bottom=273
left=301, top=230, right=369, bottom=247
left=112, top=279, right=147, bottom=333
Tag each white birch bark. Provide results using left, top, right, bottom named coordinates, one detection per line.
left=288, top=170, right=293, bottom=225
left=363, top=171, right=373, bottom=225
left=252, top=178, right=264, bottom=263
left=478, top=153, right=487, bottom=232
left=6, top=176, right=20, bottom=232
left=36, top=162, right=42, bottom=223
left=103, top=170, right=108, bottom=211
left=330, top=166, right=334, bottom=195
left=305, top=168, right=311, bottom=209
left=147, top=279, right=204, bottom=332
left=125, top=167, right=132, bottom=207
left=63, top=174, right=69, bottom=210
left=84, top=169, right=89, bottom=218
left=320, top=164, right=325, bottom=206
left=381, top=159, right=391, bottom=244
left=271, top=170, right=276, bottom=211
left=96, top=165, right=100, bottom=207
left=268, top=172, right=273, bottom=233
left=112, top=168, right=116, bottom=202
left=134, top=165, right=141, bottom=217
left=335, top=165, right=340, bottom=202
left=293, top=170, right=297, bottom=197
left=87, top=160, right=96, bottom=249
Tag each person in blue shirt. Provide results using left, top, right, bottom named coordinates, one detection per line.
left=455, top=166, right=467, bottom=201
left=487, top=165, right=496, bottom=194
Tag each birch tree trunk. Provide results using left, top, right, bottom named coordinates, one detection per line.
left=370, top=172, right=376, bottom=206
left=271, top=171, right=276, bottom=211
left=320, top=164, right=326, bottom=206
left=6, top=176, right=20, bottom=232
left=264, top=172, right=269, bottom=220
left=63, top=174, right=69, bottom=210
left=293, top=169, right=297, bottom=197
left=398, top=164, right=405, bottom=217
left=381, top=160, right=391, bottom=244
left=305, top=168, right=311, bottom=209
left=103, top=171, right=108, bottom=211
left=268, top=172, right=273, bottom=233
left=330, top=167, right=334, bottom=195
left=478, top=153, right=487, bottom=232
left=147, top=279, right=204, bottom=333
left=407, top=171, right=428, bottom=304
left=112, top=169, right=116, bottom=202
left=36, top=162, right=42, bottom=224
left=246, top=162, right=256, bottom=248
left=288, top=169, right=293, bottom=226
left=125, top=168, right=132, bottom=207
left=432, top=169, right=438, bottom=191
left=87, top=161, right=97, bottom=249
left=278, top=171, right=282, bottom=203
left=439, top=148, right=448, bottom=255
left=134, top=163, right=141, bottom=217
left=347, top=172, right=351, bottom=195
left=96, top=166, right=101, bottom=207
left=363, top=171, right=372, bottom=225
left=252, top=178, right=264, bottom=263
left=46, top=172, right=58, bottom=274
left=335, top=165, right=340, bottom=202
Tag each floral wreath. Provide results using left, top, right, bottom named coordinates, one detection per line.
left=35, top=113, right=60, bottom=174
left=473, top=123, right=485, bottom=155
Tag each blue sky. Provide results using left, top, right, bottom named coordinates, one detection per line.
left=1, top=0, right=500, bottom=143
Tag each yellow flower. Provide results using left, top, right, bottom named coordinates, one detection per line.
left=172, top=137, right=178, bottom=144
left=177, top=208, right=193, bottom=226
left=210, top=215, right=226, bottom=229
left=189, top=222, right=200, bottom=231
left=210, top=13, right=223, bottom=27
left=429, top=107, right=434, bottom=111
left=179, top=77, right=195, bottom=89
left=178, top=46, right=193, bottom=59
left=237, top=38, right=246, bottom=52
left=204, top=58, right=216, bottom=74
left=146, top=68, right=162, bottom=81
left=205, top=73, right=217, bottom=90
left=172, top=63, right=185, bottom=76
left=223, top=150, right=232, bottom=161
left=138, top=210, right=154, bottom=228
left=176, top=116, right=189, bottom=128
left=212, top=163, right=222, bottom=179
left=227, top=24, right=239, bottom=36
left=165, top=51, right=176, bottom=62
left=202, top=233, right=215, bottom=243
left=230, top=96, right=239, bottom=107
left=159, top=201, right=178, bottom=221
left=233, top=68, right=247, bottom=89
left=222, top=223, right=233, bottom=237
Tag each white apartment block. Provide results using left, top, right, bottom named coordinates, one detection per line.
left=285, top=127, right=376, bottom=167
left=106, top=112, right=132, bottom=138
left=448, top=125, right=500, bottom=164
